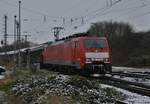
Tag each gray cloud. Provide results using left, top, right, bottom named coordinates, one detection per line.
left=0, top=0, right=150, bottom=45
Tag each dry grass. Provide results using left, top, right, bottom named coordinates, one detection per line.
left=0, top=75, right=15, bottom=92
left=0, top=76, right=14, bottom=86
left=48, top=96, right=75, bottom=104
left=0, top=60, right=16, bottom=70
left=7, top=95, right=24, bottom=104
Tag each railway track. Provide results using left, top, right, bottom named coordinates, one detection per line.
left=99, top=76, right=150, bottom=97
left=111, top=71, right=150, bottom=79
left=46, top=68, right=150, bottom=97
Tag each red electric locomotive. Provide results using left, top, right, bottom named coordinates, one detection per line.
left=41, top=34, right=112, bottom=75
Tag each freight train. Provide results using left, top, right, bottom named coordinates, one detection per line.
left=41, top=33, right=112, bottom=75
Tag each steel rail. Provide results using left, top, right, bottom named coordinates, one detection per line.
left=111, top=72, right=150, bottom=79
left=101, top=76, right=150, bottom=97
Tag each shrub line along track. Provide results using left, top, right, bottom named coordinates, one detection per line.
left=98, top=75, right=150, bottom=97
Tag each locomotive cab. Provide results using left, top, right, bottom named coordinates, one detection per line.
left=82, top=37, right=112, bottom=74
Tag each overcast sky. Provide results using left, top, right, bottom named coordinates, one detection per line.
left=0, top=0, right=150, bottom=45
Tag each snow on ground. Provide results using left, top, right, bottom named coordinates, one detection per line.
left=113, top=75, right=150, bottom=83
left=120, top=76, right=150, bottom=86
left=112, top=66, right=150, bottom=72
left=55, top=74, right=70, bottom=82
left=101, top=84, right=150, bottom=104
left=11, top=72, right=126, bottom=104
left=112, top=66, right=150, bottom=86
left=0, top=75, right=5, bottom=79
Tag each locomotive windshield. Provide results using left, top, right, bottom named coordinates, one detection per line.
left=84, top=39, right=107, bottom=48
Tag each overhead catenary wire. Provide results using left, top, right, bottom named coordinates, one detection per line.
left=62, top=0, right=124, bottom=29
left=0, top=0, right=148, bottom=27
left=64, top=0, right=150, bottom=30
left=0, top=0, right=63, bottom=20
left=0, top=0, right=150, bottom=44
left=0, top=1, right=54, bottom=36
left=86, top=1, right=150, bottom=22
left=0, top=0, right=137, bottom=30
left=68, top=0, right=144, bottom=27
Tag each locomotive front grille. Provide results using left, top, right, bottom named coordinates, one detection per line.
left=85, top=63, right=106, bottom=74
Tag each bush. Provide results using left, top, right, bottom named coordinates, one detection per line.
left=67, top=76, right=99, bottom=89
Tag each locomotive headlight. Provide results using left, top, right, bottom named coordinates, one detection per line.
left=86, top=58, right=90, bottom=61
left=105, top=58, right=108, bottom=61
left=86, top=58, right=92, bottom=63
left=104, top=58, right=109, bottom=62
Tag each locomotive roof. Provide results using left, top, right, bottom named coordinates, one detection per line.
left=50, top=36, right=107, bottom=46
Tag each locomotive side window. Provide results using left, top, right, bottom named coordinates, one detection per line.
left=84, top=39, right=107, bottom=48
